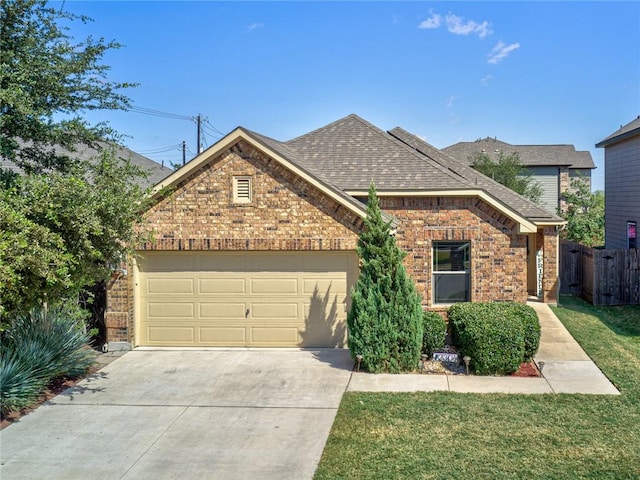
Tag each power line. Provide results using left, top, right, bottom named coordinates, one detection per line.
left=136, top=143, right=183, bottom=154
left=127, top=105, right=192, bottom=121
left=204, top=119, right=225, bottom=137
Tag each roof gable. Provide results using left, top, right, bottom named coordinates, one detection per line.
left=152, top=127, right=374, bottom=224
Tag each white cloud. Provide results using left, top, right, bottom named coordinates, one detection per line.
left=444, top=95, right=456, bottom=108
left=480, top=74, right=493, bottom=85
left=487, top=41, right=520, bottom=64
left=419, top=11, right=441, bottom=29
left=247, top=22, right=264, bottom=31
left=445, top=13, right=492, bottom=38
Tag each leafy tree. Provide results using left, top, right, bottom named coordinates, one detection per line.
left=471, top=151, right=543, bottom=204
left=0, top=1, right=146, bottom=332
left=0, top=150, right=149, bottom=318
left=0, top=0, right=135, bottom=174
left=347, top=184, right=423, bottom=373
left=560, top=178, right=604, bottom=247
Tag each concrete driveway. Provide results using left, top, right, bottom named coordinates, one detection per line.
left=0, top=349, right=354, bottom=480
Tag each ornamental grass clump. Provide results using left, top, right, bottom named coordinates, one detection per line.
left=0, top=305, right=95, bottom=416
left=347, top=184, right=423, bottom=373
left=448, top=302, right=540, bottom=375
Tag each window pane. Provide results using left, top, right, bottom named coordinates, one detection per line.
left=434, top=242, right=469, bottom=272
left=434, top=273, right=469, bottom=303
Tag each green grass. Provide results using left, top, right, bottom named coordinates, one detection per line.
left=314, top=296, right=640, bottom=479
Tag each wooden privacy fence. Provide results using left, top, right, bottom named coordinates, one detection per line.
left=560, top=240, right=640, bottom=305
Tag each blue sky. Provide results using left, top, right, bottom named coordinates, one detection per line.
left=61, top=1, right=640, bottom=191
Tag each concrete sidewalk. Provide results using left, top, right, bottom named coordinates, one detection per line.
left=348, top=301, right=620, bottom=395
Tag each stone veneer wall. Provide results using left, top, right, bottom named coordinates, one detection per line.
left=379, top=196, right=528, bottom=306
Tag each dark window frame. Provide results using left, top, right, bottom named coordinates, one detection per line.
left=432, top=241, right=471, bottom=304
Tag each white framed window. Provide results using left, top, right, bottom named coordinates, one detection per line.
left=233, top=176, right=252, bottom=204
left=433, top=241, right=470, bottom=304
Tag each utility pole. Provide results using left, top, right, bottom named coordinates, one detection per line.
left=182, top=141, right=186, bottom=166
left=196, top=114, right=202, bottom=154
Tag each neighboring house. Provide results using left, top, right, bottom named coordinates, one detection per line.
left=443, top=137, right=595, bottom=214
left=106, top=114, right=565, bottom=349
left=596, top=115, right=640, bottom=249
left=0, top=141, right=172, bottom=188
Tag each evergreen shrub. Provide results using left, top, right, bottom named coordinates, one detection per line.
left=448, top=302, right=540, bottom=375
left=347, top=184, right=423, bottom=373
left=422, top=311, right=446, bottom=357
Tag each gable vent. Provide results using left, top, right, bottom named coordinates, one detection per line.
left=233, top=176, right=252, bottom=203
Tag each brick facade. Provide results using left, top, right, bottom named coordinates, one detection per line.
left=381, top=196, right=528, bottom=306
left=105, top=140, right=558, bottom=345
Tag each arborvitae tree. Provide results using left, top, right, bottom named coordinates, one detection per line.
left=347, top=183, right=423, bottom=373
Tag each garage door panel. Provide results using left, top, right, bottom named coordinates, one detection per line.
left=147, top=326, right=195, bottom=343
left=136, top=251, right=357, bottom=347
left=146, top=278, right=194, bottom=295
left=199, top=327, right=246, bottom=344
left=199, top=303, right=246, bottom=319
left=139, top=255, right=195, bottom=273
left=251, top=303, right=298, bottom=319
left=303, top=278, right=347, bottom=295
left=199, top=278, right=246, bottom=294
left=246, top=254, right=302, bottom=272
left=250, top=327, right=299, bottom=344
left=250, top=278, right=298, bottom=294
left=302, top=253, right=351, bottom=272
left=147, top=302, right=195, bottom=319
left=196, top=254, right=246, bottom=271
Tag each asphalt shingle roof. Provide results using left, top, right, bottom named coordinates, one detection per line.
left=443, top=137, right=595, bottom=169
left=596, top=115, right=640, bottom=148
left=1, top=141, right=172, bottom=188
left=242, top=114, right=563, bottom=223
left=388, top=127, right=563, bottom=222
left=285, top=114, right=473, bottom=191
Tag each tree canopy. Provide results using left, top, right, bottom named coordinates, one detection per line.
left=1, top=0, right=135, bottom=174
left=471, top=151, right=543, bottom=204
left=0, top=1, right=146, bottom=320
left=560, top=178, right=604, bottom=247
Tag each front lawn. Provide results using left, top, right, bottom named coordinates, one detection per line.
left=314, top=296, right=640, bottom=479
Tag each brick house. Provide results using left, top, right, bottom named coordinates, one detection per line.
left=106, top=114, right=565, bottom=349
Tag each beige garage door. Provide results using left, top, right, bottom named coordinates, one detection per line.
left=135, top=251, right=358, bottom=347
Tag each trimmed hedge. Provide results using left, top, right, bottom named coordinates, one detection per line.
left=422, top=311, right=446, bottom=357
left=448, top=302, right=540, bottom=375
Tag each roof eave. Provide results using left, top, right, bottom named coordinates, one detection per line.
left=344, top=188, right=554, bottom=234
left=596, top=127, right=640, bottom=148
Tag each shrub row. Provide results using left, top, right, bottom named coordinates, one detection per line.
left=0, top=305, right=95, bottom=416
left=448, top=302, right=540, bottom=375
